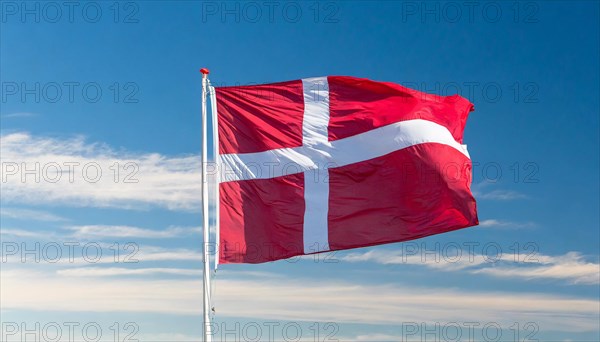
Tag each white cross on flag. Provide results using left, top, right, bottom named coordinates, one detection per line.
left=215, top=76, right=478, bottom=263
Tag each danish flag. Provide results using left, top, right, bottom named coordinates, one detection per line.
left=215, top=76, right=478, bottom=264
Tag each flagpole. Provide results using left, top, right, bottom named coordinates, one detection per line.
left=208, top=80, right=220, bottom=271
left=200, top=68, right=212, bottom=342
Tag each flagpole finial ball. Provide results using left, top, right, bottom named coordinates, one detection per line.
left=200, top=68, right=210, bottom=75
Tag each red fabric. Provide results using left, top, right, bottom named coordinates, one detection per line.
left=328, top=76, right=474, bottom=143
left=216, top=80, right=304, bottom=154
left=216, top=76, right=477, bottom=264
left=219, top=173, right=305, bottom=263
left=328, top=143, right=476, bottom=251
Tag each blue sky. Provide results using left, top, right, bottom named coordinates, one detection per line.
left=1, top=1, right=599, bottom=341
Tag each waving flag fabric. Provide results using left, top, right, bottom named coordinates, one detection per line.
left=216, top=76, right=478, bottom=264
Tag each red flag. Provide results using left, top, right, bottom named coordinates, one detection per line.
left=216, top=76, right=478, bottom=264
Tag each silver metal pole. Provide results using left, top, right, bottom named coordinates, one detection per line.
left=208, top=82, right=220, bottom=271
left=200, top=68, right=212, bottom=342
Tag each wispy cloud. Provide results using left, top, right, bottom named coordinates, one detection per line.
left=341, top=250, right=600, bottom=285
left=1, top=269, right=598, bottom=332
left=0, top=132, right=203, bottom=210
left=1, top=112, right=36, bottom=119
left=0, top=207, right=67, bottom=222
left=472, top=181, right=528, bottom=200
left=56, top=267, right=201, bottom=277
left=471, top=252, right=600, bottom=285
left=134, top=333, right=202, bottom=342
left=479, top=219, right=537, bottom=229
left=136, top=246, right=202, bottom=262
left=352, top=333, right=420, bottom=342
left=66, top=225, right=200, bottom=239
left=477, top=189, right=528, bottom=200
left=0, top=228, right=55, bottom=239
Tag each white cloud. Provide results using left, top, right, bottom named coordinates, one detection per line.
left=1, top=269, right=598, bottom=332
left=352, top=333, right=417, bottom=341
left=479, top=219, right=537, bottom=229
left=134, top=333, right=201, bottom=342
left=341, top=250, right=600, bottom=285
left=136, top=246, right=202, bottom=262
left=1, top=112, right=36, bottom=118
left=471, top=181, right=528, bottom=201
left=0, top=132, right=205, bottom=210
left=0, top=228, right=55, bottom=239
left=66, top=225, right=200, bottom=239
left=477, top=190, right=528, bottom=200
left=0, top=207, right=68, bottom=222
left=56, top=267, right=201, bottom=277
left=342, top=248, right=489, bottom=271
left=471, top=252, right=600, bottom=285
